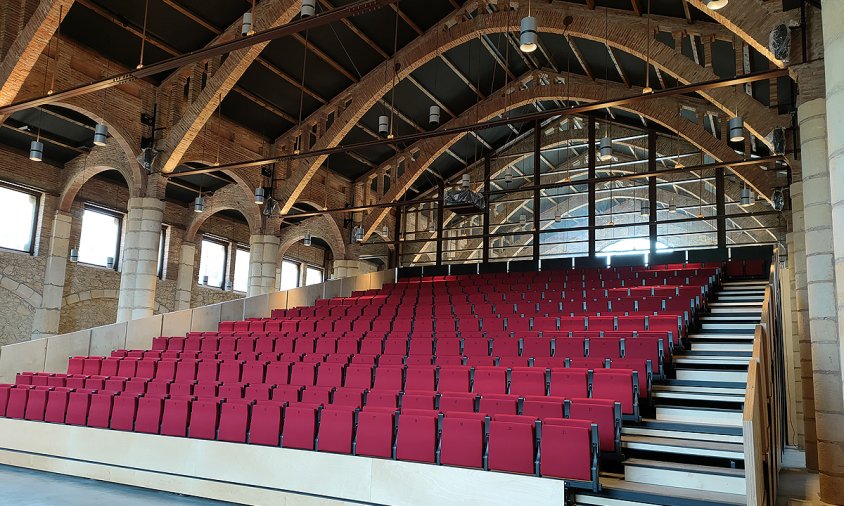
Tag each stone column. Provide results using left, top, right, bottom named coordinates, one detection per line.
left=798, top=99, right=844, bottom=502
left=791, top=182, right=816, bottom=462
left=116, top=197, right=164, bottom=322
left=823, top=5, right=844, bottom=501
left=784, top=230, right=805, bottom=448
left=174, top=242, right=195, bottom=311
left=247, top=234, right=280, bottom=297
left=332, top=259, right=377, bottom=280
left=31, top=211, right=72, bottom=340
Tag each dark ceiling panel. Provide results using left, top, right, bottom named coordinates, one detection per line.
left=220, top=92, right=290, bottom=138
left=301, top=22, right=383, bottom=79
left=176, top=0, right=245, bottom=32
left=262, top=37, right=355, bottom=104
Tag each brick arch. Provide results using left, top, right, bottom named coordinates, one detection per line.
left=184, top=183, right=263, bottom=242
left=363, top=72, right=774, bottom=239
left=275, top=1, right=784, bottom=214
left=0, top=275, right=42, bottom=308
left=277, top=215, right=347, bottom=263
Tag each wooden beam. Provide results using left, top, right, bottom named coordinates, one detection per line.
left=608, top=46, right=631, bottom=88
left=630, top=0, right=641, bottom=16
left=232, top=86, right=297, bottom=123
left=681, top=0, right=693, bottom=24
left=440, top=55, right=485, bottom=99
left=292, top=33, right=358, bottom=83
left=317, top=0, right=389, bottom=58
left=254, top=57, right=327, bottom=104
left=565, top=35, right=594, bottom=80
left=586, top=0, right=596, bottom=9
left=159, top=0, right=220, bottom=34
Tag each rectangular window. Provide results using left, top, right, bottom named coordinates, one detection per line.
left=78, top=206, right=121, bottom=268
left=233, top=246, right=250, bottom=293
left=280, top=259, right=300, bottom=291
left=305, top=266, right=323, bottom=286
left=0, top=185, right=38, bottom=254
left=198, top=238, right=227, bottom=288
left=156, top=226, right=168, bottom=279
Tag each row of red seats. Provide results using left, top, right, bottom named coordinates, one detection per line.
left=43, top=359, right=642, bottom=417
left=0, top=385, right=601, bottom=490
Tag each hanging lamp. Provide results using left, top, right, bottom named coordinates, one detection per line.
left=702, top=0, right=729, bottom=9
left=429, top=105, right=441, bottom=126
left=194, top=195, right=204, bottom=213
left=301, top=0, right=316, bottom=17
left=254, top=187, right=265, bottom=204
left=461, top=174, right=471, bottom=189
left=599, top=136, right=612, bottom=161
left=642, top=0, right=653, bottom=94
left=729, top=116, right=745, bottom=142
left=303, top=231, right=312, bottom=246
left=519, top=1, right=538, bottom=53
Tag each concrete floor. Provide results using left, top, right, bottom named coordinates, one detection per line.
left=0, top=464, right=238, bottom=506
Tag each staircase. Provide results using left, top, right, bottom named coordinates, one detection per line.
left=574, top=279, right=767, bottom=506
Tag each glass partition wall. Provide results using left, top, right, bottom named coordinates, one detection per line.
left=394, top=115, right=783, bottom=268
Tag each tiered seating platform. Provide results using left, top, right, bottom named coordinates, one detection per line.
left=0, top=263, right=720, bottom=499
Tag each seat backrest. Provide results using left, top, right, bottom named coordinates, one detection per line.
left=316, top=406, right=355, bottom=454
left=281, top=403, right=318, bottom=450
left=478, top=395, right=518, bottom=416
left=265, top=362, right=292, bottom=385
left=354, top=410, right=394, bottom=458
left=509, top=367, right=546, bottom=396
left=521, top=395, right=565, bottom=419
left=549, top=368, right=589, bottom=398
left=249, top=401, right=283, bottom=446
left=472, top=366, right=507, bottom=395
left=23, top=387, right=49, bottom=421
left=438, top=392, right=476, bottom=413
left=65, top=391, right=91, bottom=426
left=539, top=418, right=593, bottom=481
left=290, top=362, right=317, bottom=387
left=404, top=366, right=435, bottom=391
left=188, top=399, right=219, bottom=440
left=160, top=398, right=191, bottom=437
left=487, top=416, right=536, bottom=474
left=86, top=392, right=115, bottom=428
left=437, top=366, right=471, bottom=393
left=439, top=412, right=486, bottom=468
left=135, top=396, right=164, bottom=434
left=344, top=364, right=373, bottom=389
left=373, top=365, right=404, bottom=391
left=395, top=411, right=438, bottom=463
left=591, top=369, right=635, bottom=415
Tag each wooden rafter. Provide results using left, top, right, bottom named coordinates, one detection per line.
left=681, top=0, right=693, bottom=24
left=607, top=47, right=631, bottom=88
left=630, top=0, right=641, bottom=16
left=565, top=35, right=594, bottom=80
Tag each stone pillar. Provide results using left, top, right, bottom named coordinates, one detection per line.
left=784, top=230, right=805, bottom=448
left=798, top=99, right=844, bottom=502
left=116, top=198, right=164, bottom=322
left=31, top=211, right=72, bottom=340
left=791, top=182, right=816, bottom=461
left=822, top=5, right=844, bottom=501
left=174, top=242, right=195, bottom=311
left=247, top=234, right=280, bottom=297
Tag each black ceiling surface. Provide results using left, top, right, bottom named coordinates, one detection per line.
left=2, top=0, right=786, bottom=204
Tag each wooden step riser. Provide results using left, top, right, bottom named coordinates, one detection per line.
left=676, top=370, right=749, bottom=383
left=655, top=406, right=743, bottom=427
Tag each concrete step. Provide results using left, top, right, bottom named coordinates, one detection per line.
left=700, top=322, right=758, bottom=331
left=722, top=281, right=768, bottom=287
left=688, top=333, right=755, bottom=341
left=707, top=302, right=763, bottom=309
left=707, top=307, right=762, bottom=315
left=654, top=405, right=743, bottom=427
left=622, top=434, right=745, bottom=460
left=652, top=384, right=746, bottom=404
left=624, top=458, right=746, bottom=495
left=574, top=477, right=747, bottom=506
left=675, top=369, right=749, bottom=383
left=700, top=315, right=760, bottom=322
left=690, top=342, right=754, bottom=352
left=622, top=422, right=744, bottom=444
left=673, top=356, right=751, bottom=367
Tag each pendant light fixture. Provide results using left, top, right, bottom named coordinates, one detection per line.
left=519, top=0, right=538, bottom=53
left=254, top=187, right=265, bottom=204
left=461, top=174, right=471, bottom=189
left=29, top=139, right=44, bottom=162
left=429, top=105, right=440, bottom=126
left=303, top=231, right=312, bottom=246
left=194, top=195, right=205, bottom=213
left=674, top=105, right=684, bottom=168
left=242, top=0, right=256, bottom=36
left=669, top=198, right=677, bottom=213
left=107, top=257, right=115, bottom=269
left=301, top=0, right=316, bottom=17
left=505, top=168, right=513, bottom=183
left=137, top=0, right=149, bottom=69
left=729, top=115, right=745, bottom=143
left=599, top=136, right=613, bottom=161
left=740, top=185, right=754, bottom=206
left=702, top=0, right=729, bottom=10
left=93, top=123, right=108, bottom=146
left=642, top=0, right=653, bottom=94
left=69, top=247, right=79, bottom=263
left=378, top=115, right=390, bottom=137
left=640, top=199, right=650, bottom=217
left=382, top=225, right=389, bottom=237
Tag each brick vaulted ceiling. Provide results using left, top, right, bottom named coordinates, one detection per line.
left=0, top=0, right=798, bottom=205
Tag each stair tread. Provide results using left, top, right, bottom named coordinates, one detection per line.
left=624, top=458, right=745, bottom=477
left=576, top=476, right=747, bottom=506
left=622, top=435, right=744, bottom=452
left=635, top=418, right=744, bottom=435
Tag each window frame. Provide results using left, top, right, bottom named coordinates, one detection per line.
left=304, top=264, right=324, bottom=286
left=79, top=204, right=123, bottom=270
left=232, top=244, right=251, bottom=293
left=198, top=235, right=229, bottom=289
left=0, top=182, right=40, bottom=255
left=279, top=258, right=301, bottom=291
left=157, top=225, right=168, bottom=279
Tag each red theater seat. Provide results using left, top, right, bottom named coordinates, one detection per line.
left=395, top=410, right=438, bottom=463
left=161, top=398, right=191, bottom=437
left=281, top=403, right=318, bottom=450
left=488, top=415, right=537, bottom=475
left=355, top=409, right=394, bottom=458
left=439, top=412, right=487, bottom=469
left=249, top=401, right=283, bottom=446
left=189, top=399, right=219, bottom=440
left=540, top=418, right=594, bottom=482
left=110, top=395, right=138, bottom=431
left=135, top=396, right=164, bottom=434
left=217, top=402, right=249, bottom=443
left=316, top=406, right=355, bottom=454
left=86, top=392, right=114, bottom=428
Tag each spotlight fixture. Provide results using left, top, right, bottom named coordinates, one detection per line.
left=599, top=137, right=613, bottom=161
left=194, top=195, right=205, bottom=213
left=254, top=187, right=265, bottom=205
left=729, top=116, right=745, bottom=142
left=93, top=123, right=108, bottom=146
left=69, top=247, right=79, bottom=263
left=301, top=0, right=316, bottom=17
left=461, top=174, right=471, bottom=189
left=429, top=105, right=440, bottom=126
left=303, top=231, right=312, bottom=246
left=29, top=140, right=44, bottom=162
left=241, top=12, right=253, bottom=36
left=702, top=0, right=729, bottom=9
left=519, top=15, right=538, bottom=53
left=378, top=115, right=390, bottom=137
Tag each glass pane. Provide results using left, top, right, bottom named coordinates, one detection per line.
left=78, top=208, right=120, bottom=267
left=156, top=228, right=166, bottom=277
left=233, top=248, right=250, bottom=293
left=305, top=266, right=323, bottom=286
left=198, top=239, right=226, bottom=288
left=280, top=260, right=300, bottom=290
left=0, top=187, right=36, bottom=252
